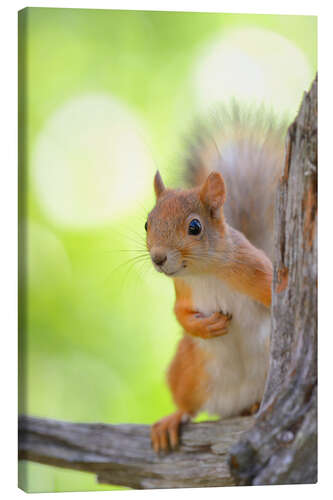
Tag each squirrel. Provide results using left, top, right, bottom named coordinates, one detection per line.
left=145, top=105, right=285, bottom=453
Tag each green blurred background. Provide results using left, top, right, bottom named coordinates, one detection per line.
left=18, top=8, right=317, bottom=493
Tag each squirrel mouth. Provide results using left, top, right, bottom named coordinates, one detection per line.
left=163, top=263, right=187, bottom=277
left=164, top=270, right=176, bottom=276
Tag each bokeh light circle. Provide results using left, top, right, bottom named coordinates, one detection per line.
left=33, top=95, right=155, bottom=228
left=193, top=28, right=313, bottom=118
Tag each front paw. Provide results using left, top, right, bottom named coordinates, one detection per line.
left=151, top=411, right=188, bottom=453
left=191, top=311, right=232, bottom=339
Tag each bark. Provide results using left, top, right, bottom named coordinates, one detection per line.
left=18, top=76, right=317, bottom=489
left=229, top=75, right=317, bottom=485
left=18, top=415, right=253, bottom=489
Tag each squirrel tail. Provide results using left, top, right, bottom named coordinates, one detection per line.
left=183, top=103, right=287, bottom=260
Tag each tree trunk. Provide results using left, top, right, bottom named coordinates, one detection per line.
left=18, top=75, right=317, bottom=490
left=229, top=74, right=317, bottom=485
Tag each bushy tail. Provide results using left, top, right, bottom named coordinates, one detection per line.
left=183, top=103, right=287, bottom=260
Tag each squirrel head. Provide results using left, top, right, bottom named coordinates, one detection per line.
left=146, top=170, right=228, bottom=277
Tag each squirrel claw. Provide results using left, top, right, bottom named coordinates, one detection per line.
left=151, top=411, right=187, bottom=454
left=200, top=311, right=232, bottom=338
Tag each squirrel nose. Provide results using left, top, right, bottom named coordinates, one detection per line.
left=151, top=250, right=167, bottom=267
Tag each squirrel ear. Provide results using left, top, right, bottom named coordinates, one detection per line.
left=200, top=171, right=226, bottom=217
left=154, top=170, right=166, bottom=199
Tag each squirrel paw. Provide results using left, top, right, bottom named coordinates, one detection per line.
left=192, top=311, right=232, bottom=339
left=151, top=410, right=188, bottom=454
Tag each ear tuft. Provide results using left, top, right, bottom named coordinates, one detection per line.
left=154, top=170, right=166, bottom=199
left=200, top=171, right=226, bottom=217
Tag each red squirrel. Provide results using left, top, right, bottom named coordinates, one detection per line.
left=145, top=107, right=285, bottom=453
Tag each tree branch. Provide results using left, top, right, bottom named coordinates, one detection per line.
left=18, top=415, right=253, bottom=489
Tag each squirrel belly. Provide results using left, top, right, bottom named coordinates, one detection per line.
left=178, top=274, right=270, bottom=418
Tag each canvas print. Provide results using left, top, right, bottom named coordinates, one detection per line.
left=18, top=8, right=317, bottom=493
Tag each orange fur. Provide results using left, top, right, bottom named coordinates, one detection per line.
left=167, top=335, right=211, bottom=414
left=221, top=237, right=273, bottom=307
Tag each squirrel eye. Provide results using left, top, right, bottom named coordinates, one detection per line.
left=188, top=219, right=202, bottom=235
left=144, top=221, right=148, bottom=232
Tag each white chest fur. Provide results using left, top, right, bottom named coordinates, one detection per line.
left=183, top=275, right=271, bottom=417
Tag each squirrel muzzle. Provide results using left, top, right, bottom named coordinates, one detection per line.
left=149, top=246, right=185, bottom=276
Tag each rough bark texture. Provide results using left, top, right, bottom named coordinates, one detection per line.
left=229, top=75, right=317, bottom=485
left=18, top=415, right=253, bottom=489
left=18, top=76, right=317, bottom=489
